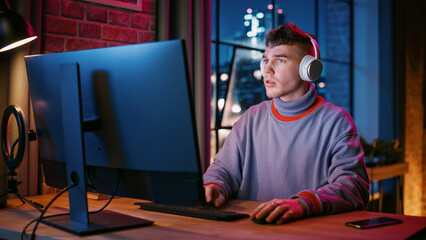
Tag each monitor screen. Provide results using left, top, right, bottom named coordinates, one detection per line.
left=25, top=39, right=204, bottom=207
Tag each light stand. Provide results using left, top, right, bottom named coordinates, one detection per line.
left=1, top=105, right=42, bottom=211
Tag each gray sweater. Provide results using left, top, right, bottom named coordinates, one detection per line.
left=203, top=83, right=370, bottom=216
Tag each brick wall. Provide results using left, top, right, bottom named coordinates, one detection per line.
left=42, top=0, right=155, bottom=53
left=38, top=0, right=155, bottom=195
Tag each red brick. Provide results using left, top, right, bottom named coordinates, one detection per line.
left=103, top=26, right=137, bottom=43
left=65, top=38, right=107, bottom=51
left=44, top=34, right=65, bottom=52
left=109, top=10, right=130, bottom=26
left=87, top=5, right=107, bottom=23
left=142, top=0, right=154, bottom=14
left=79, top=22, right=102, bottom=39
left=138, top=30, right=154, bottom=43
left=43, top=0, right=60, bottom=15
left=131, top=13, right=150, bottom=30
left=62, top=0, right=85, bottom=19
left=45, top=16, right=77, bottom=36
left=108, top=42, right=126, bottom=48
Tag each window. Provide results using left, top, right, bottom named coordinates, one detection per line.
left=211, top=0, right=353, bottom=161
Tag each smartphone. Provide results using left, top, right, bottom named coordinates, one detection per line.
left=345, top=217, right=402, bottom=229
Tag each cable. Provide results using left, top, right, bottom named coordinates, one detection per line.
left=90, top=170, right=121, bottom=214
left=85, top=167, right=97, bottom=191
left=23, top=183, right=76, bottom=240
left=20, top=212, right=70, bottom=240
left=21, top=170, right=121, bottom=239
left=9, top=138, right=20, bottom=159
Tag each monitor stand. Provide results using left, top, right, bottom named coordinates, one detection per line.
left=40, top=63, right=153, bottom=236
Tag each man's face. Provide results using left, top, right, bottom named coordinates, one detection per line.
left=262, top=44, right=307, bottom=102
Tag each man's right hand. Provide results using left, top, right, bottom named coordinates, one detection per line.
left=204, top=185, right=225, bottom=207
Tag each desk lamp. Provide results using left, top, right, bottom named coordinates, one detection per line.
left=0, top=0, right=39, bottom=210
left=0, top=0, right=37, bottom=52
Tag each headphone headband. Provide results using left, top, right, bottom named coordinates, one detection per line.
left=306, top=34, right=320, bottom=59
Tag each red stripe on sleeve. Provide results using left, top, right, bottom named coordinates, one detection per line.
left=204, top=183, right=227, bottom=199
left=298, top=191, right=321, bottom=215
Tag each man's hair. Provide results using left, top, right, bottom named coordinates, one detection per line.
left=265, top=22, right=314, bottom=55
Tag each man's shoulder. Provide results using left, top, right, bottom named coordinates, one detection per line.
left=246, top=100, right=272, bottom=112
left=234, top=100, right=272, bottom=126
left=317, top=99, right=357, bottom=133
left=318, top=99, right=351, bottom=118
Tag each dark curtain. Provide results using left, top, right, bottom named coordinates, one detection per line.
left=156, top=0, right=212, bottom=171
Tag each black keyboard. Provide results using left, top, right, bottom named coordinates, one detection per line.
left=134, top=202, right=250, bottom=221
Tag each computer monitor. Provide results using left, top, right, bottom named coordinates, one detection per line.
left=24, top=39, right=205, bottom=235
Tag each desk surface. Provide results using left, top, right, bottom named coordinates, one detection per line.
left=0, top=194, right=425, bottom=240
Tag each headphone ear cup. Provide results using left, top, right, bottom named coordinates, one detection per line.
left=299, top=55, right=323, bottom=81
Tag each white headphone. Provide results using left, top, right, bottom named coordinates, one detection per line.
left=260, top=34, right=323, bottom=81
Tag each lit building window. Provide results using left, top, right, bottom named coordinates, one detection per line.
left=218, top=98, right=225, bottom=111
left=220, top=73, right=229, bottom=81
left=231, top=104, right=241, bottom=113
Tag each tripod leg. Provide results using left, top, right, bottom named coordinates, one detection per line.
left=15, top=192, right=26, bottom=204
left=14, top=192, right=44, bottom=212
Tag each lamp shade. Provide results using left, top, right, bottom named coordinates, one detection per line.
left=0, top=0, right=37, bottom=52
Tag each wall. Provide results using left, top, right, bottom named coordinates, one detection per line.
left=0, top=0, right=39, bottom=204
left=37, top=0, right=155, bottom=194
left=353, top=0, right=426, bottom=216
left=324, top=0, right=352, bottom=113
left=403, top=0, right=425, bottom=216
left=41, top=0, right=155, bottom=53
left=353, top=0, right=379, bottom=142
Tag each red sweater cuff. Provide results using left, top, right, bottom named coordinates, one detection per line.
left=298, top=191, right=321, bottom=215
left=204, top=183, right=227, bottom=199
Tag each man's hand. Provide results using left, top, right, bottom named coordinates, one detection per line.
left=204, top=185, right=226, bottom=207
left=250, top=198, right=305, bottom=224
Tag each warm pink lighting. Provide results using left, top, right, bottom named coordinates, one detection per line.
left=247, top=8, right=252, bottom=14
left=268, top=4, right=273, bottom=10
left=277, top=9, right=283, bottom=14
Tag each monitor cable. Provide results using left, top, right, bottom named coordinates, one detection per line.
left=21, top=170, right=121, bottom=240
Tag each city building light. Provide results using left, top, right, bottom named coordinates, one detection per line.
left=218, top=98, right=225, bottom=111
left=211, top=74, right=216, bottom=84
left=232, top=104, right=242, bottom=113
left=253, top=70, right=262, bottom=80
left=220, top=73, right=229, bottom=81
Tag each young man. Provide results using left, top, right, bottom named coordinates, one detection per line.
left=203, top=22, right=370, bottom=224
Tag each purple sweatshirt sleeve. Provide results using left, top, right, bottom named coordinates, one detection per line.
left=203, top=119, right=245, bottom=200
left=292, top=133, right=370, bottom=216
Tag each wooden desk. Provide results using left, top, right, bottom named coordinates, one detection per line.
left=367, top=162, right=408, bottom=181
left=0, top=194, right=425, bottom=240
